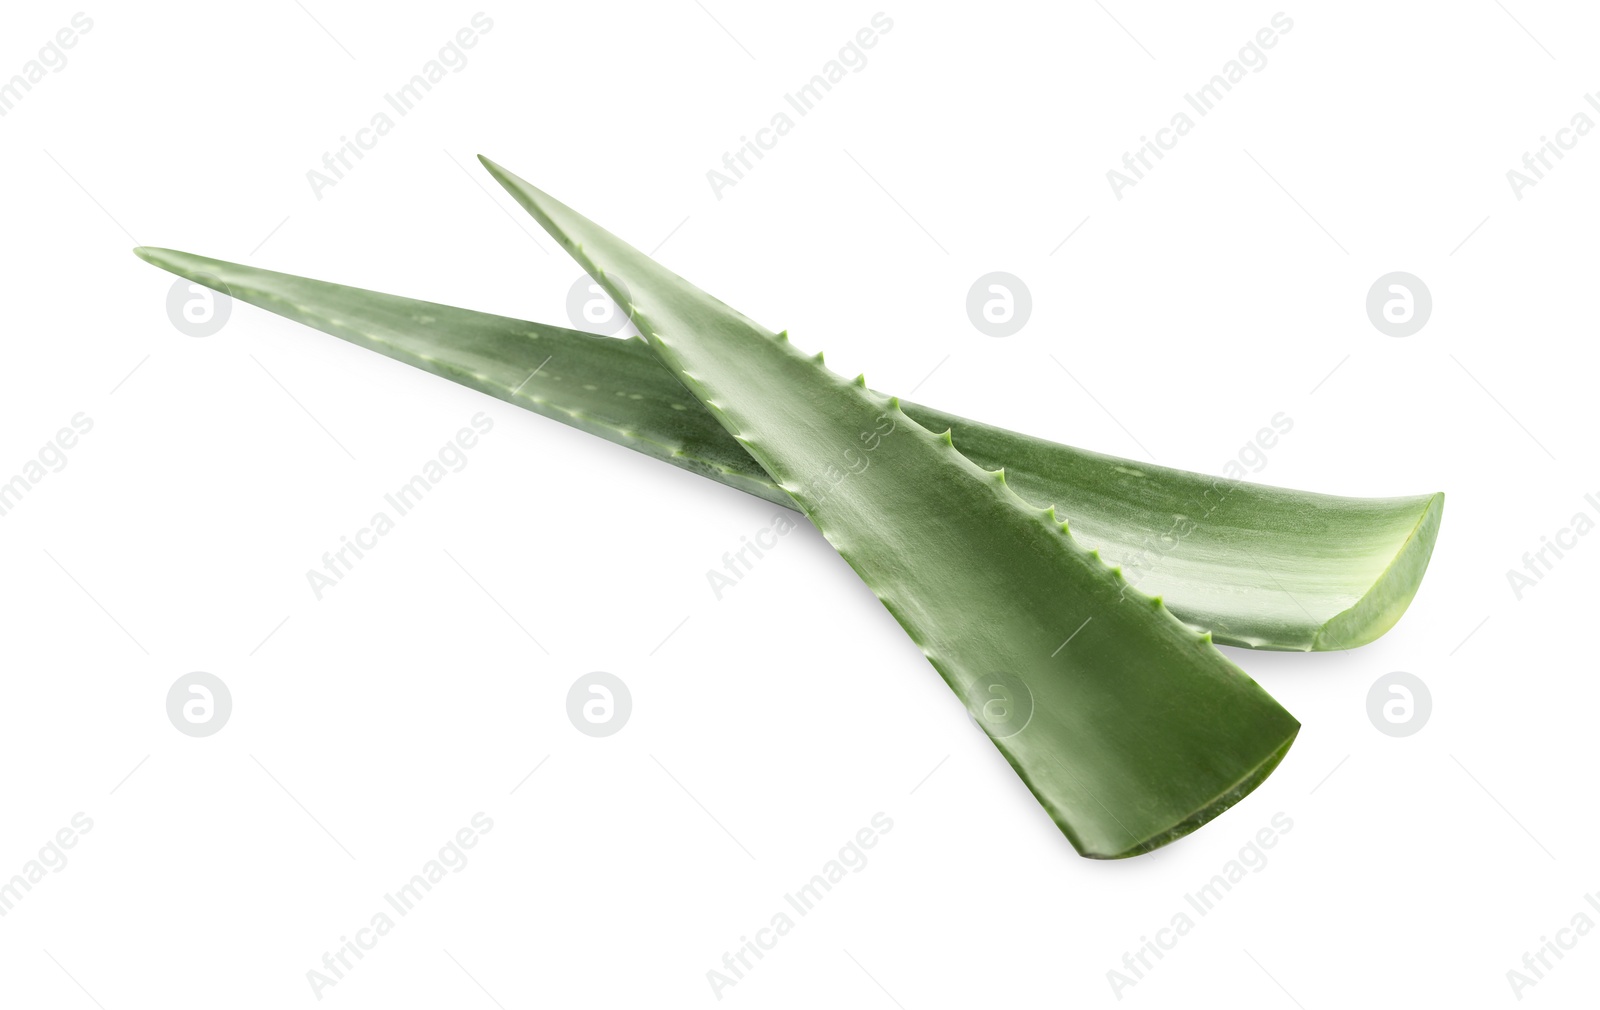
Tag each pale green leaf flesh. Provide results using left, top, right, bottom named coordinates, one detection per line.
left=478, top=157, right=1302, bottom=857
left=132, top=248, right=1441, bottom=653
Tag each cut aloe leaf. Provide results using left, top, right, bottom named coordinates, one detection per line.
left=480, top=156, right=1300, bottom=858
left=133, top=248, right=1441, bottom=651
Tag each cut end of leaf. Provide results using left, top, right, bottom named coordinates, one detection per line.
left=1313, top=491, right=1446, bottom=650
left=1091, top=723, right=1298, bottom=859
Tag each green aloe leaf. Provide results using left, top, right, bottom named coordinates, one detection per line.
left=480, top=156, right=1300, bottom=858
left=132, top=248, right=1440, bottom=652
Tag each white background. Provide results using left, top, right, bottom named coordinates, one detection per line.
left=1, top=1, right=1596, bottom=1006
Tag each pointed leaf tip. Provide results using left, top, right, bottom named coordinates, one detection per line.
left=477, top=154, right=507, bottom=181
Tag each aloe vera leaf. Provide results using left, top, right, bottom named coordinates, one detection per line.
left=480, top=157, right=1300, bottom=858
left=132, top=247, right=1441, bottom=652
